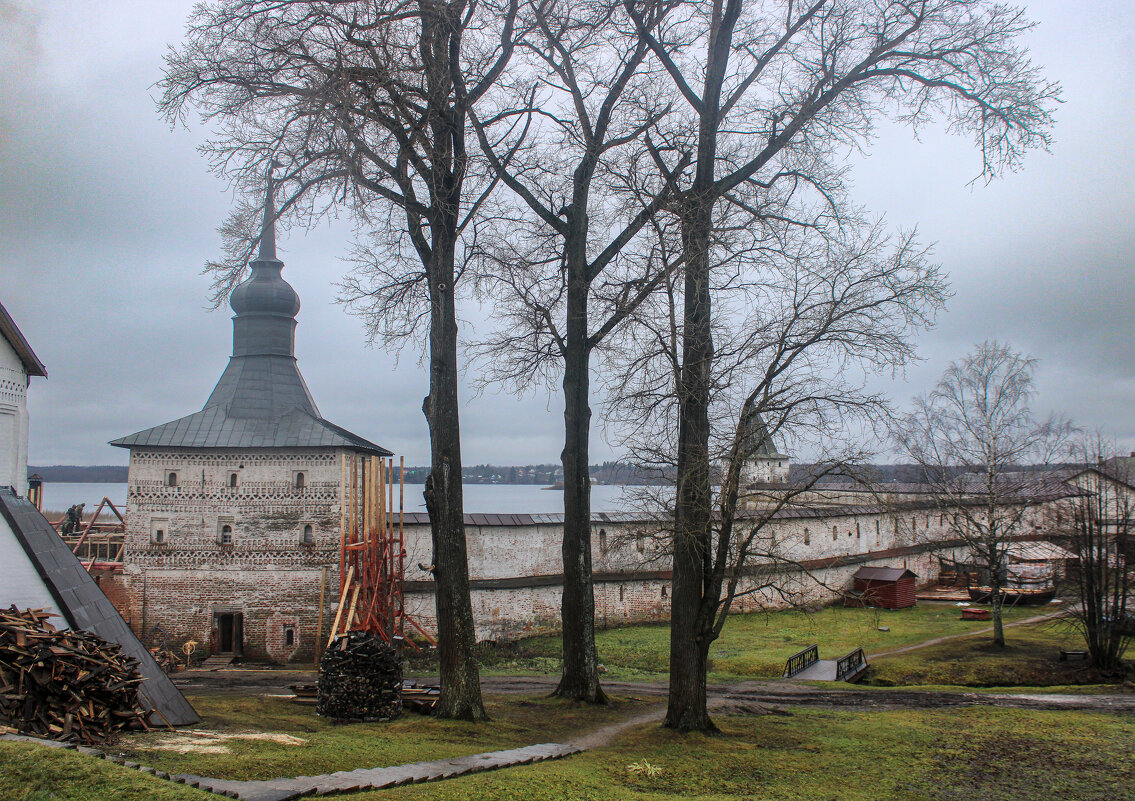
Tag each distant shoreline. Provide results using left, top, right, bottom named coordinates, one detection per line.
left=29, top=465, right=128, bottom=483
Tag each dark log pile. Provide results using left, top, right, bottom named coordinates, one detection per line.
left=317, top=632, right=402, bottom=723
left=0, top=607, right=148, bottom=744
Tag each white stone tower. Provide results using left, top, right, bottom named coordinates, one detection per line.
left=738, top=407, right=790, bottom=486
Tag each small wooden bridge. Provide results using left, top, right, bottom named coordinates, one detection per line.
left=782, top=644, right=869, bottom=683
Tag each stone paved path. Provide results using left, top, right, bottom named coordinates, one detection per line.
left=1, top=734, right=582, bottom=800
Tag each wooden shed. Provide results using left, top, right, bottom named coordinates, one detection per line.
left=846, top=566, right=917, bottom=609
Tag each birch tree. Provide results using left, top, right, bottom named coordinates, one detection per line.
left=894, top=342, right=1072, bottom=648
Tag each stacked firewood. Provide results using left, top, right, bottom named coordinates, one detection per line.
left=317, top=632, right=402, bottom=723
left=0, top=607, right=149, bottom=744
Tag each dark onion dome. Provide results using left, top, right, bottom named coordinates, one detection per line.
left=229, top=260, right=301, bottom=317
left=228, top=179, right=300, bottom=318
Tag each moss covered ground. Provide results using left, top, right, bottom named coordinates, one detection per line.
left=0, top=740, right=214, bottom=801
left=5, top=706, right=1131, bottom=801
left=864, top=615, right=1127, bottom=687
left=110, top=693, right=650, bottom=781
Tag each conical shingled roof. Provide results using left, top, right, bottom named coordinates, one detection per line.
left=740, top=405, right=786, bottom=458
left=112, top=174, right=390, bottom=456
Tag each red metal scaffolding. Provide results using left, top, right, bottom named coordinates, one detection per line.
left=327, top=455, right=433, bottom=649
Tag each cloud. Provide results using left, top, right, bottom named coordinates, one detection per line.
left=4, top=0, right=1135, bottom=468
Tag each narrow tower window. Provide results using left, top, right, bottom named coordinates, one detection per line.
left=166, top=472, right=178, bottom=487
left=229, top=473, right=238, bottom=487
left=220, top=524, right=233, bottom=545
left=294, top=472, right=305, bottom=489
left=302, top=524, right=314, bottom=544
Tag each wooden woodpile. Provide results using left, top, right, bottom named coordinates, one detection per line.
left=0, top=607, right=148, bottom=744
left=317, top=632, right=402, bottom=723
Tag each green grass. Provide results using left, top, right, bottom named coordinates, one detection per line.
left=470, top=603, right=1051, bottom=681
left=864, top=616, right=1130, bottom=687
left=359, top=707, right=1135, bottom=801
left=112, top=693, right=650, bottom=781
left=6, top=703, right=1132, bottom=800
left=0, top=741, right=213, bottom=801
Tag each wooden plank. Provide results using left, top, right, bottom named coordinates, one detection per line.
left=327, top=565, right=354, bottom=647
left=344, top=583, right=361, bottom=633
left=315, top=567, right=327, bottom=667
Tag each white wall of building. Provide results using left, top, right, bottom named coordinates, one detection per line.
left=0, top=335, right=30, bottom=495
left=0, top=514, right=63, bottom=618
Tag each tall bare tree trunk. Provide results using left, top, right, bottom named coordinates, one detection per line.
left=419, top=2, right=486, bottom=721
left=423, top=221, right=486, bottom=720
left=556, top=234, right=606, bottom=702
left=665, top=195, right=717, bottom=732
left=990, top=585, right=1005, bottom=648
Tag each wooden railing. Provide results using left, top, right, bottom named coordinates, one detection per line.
left=836, top=647, right=868, bottom=682
left=782, top=643, right=819, bottom=678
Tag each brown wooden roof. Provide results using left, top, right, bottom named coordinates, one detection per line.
left=853, top=566, right=916, bottom=582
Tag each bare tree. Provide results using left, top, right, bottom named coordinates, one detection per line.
left=160, top=0, right=521, bottom=721
left=1059, top=440, right=1133, bottom=672
left=608, top=210, right=948, bottom=731
left=894, top=342, right=1072, bottom=648
left=619, top=0, right=1059, bottom=732
left=466, top=0, right=686, bottom=703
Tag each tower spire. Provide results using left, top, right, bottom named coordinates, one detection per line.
left=257, top=159, right=283, bottom=261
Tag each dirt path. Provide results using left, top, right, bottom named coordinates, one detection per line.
left=715, top=682, right=1135, bottom=712
left=868, top=609, right=1068, bottom=658
left=565, top=704, right=668, bottom=749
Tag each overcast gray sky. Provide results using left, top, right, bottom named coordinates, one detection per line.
left=2, top=1, right=1133, bottom=467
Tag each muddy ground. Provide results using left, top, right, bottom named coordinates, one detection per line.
left=174, top=670, right=1134, bottom=713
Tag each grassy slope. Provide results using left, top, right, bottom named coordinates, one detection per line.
left=365, top=708, right=1135, bottom=801
left=112, top=694, right=650, bottom=781
left=474, top=604, right=1050, bottom=681
left=0, top=741, right=213, bottom=801
left=865, top=616, right=1106, bottom=686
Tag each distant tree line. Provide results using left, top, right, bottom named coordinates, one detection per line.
left=28, top=466, right=129, bottom=483
left=30, top=462, right=1065, bottom=487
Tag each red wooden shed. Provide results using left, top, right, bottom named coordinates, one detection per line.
left=846, top=566, right=917, bottom=609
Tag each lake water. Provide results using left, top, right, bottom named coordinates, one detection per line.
left=38, top=482, right=659, bottom=515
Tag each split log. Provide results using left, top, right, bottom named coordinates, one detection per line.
left=0, top=606, right=148, bottom=744
left=316, top=632, right=401, bottom=723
